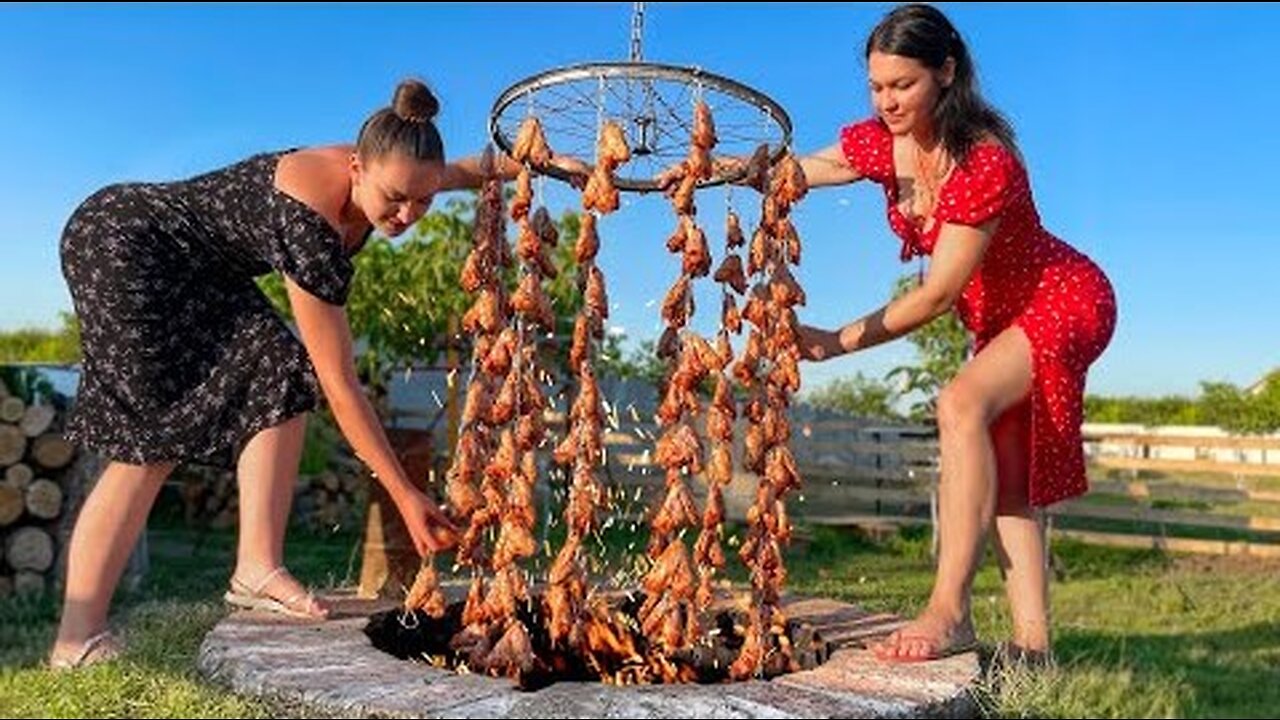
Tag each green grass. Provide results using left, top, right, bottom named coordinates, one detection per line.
left=784, top=525, right=1280, bottom=719
left=0, top=517, right=360, bottom=719
left=3, top=518, right=1278, bottom=718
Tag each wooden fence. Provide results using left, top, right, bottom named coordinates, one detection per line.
left=566, top=413, right=1280, bottom=559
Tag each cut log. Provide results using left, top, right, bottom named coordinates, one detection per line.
left=0, top=484, right=23, bottom=525
left=13, top=570, right=46, bottom=597
left=20, top=404, right=56, bottom=438
left=0, top=425, right=26, bottom=466
left=0, top=376, right=9, bottom=398
left=31, top=433, right=74, bottom=470
left=5, top=526, right=55, bottom=572
left=4, top=462, right=34, bottom=489
left=0, top=396, right=25, bottom=423
left=25, top=478, right=63, bottom=520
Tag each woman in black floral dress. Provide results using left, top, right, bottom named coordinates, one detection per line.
left=49, top=79, right=518, bottom=668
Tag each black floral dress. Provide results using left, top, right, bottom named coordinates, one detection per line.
left=59, top=151, right=363, bottom=466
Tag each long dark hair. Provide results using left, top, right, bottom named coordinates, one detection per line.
left=355, top=78, right=445, bottom=163
left=865, top=3, right=1016, bottom=163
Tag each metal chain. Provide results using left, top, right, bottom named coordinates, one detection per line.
left=629, top=2, right=645, bottom=62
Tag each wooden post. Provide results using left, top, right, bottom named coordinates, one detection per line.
left=357, top=427, right=436, bottom=599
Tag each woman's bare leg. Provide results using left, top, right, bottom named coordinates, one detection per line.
left=991, top=402, right=1051, bottom=654
left=872, top=326, right=1033, bottom=661
left=51, top=460, right=175, bottom=662
left=231, top=414, right=326, bottom=617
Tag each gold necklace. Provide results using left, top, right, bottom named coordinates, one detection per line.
left=911, top=141, right=951, bottom=225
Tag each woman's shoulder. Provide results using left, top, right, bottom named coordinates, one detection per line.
left=960, top=136, right=1022, bottom=172
left=274, top=146, right=352, bottom=230
left=841, top=116, right=890, bottom=140
left=275, top=145, right=352, bottom=186
left=839, top=117, right=892, bottom=183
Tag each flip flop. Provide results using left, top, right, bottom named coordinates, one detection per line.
left=224, top=566, right=328, bottom=621
left=48, top=629, right=124, bottom=670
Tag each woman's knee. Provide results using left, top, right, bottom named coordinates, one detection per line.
left=936, top=380, right=992, bottom=436
left=107, top=460, right=176, bottom=485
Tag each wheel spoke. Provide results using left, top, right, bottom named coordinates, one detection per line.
left=490, top=62, right=791, bottom=192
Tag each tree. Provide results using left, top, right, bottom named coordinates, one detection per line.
left=885, top=274, right=970, bottom=421
left=1083, top=374, right=1280, bottom=434
left=1084, top=394, right=1202, bottom=426
left=1201, top=377, right=1280, bottom=435
left=599, top=339, right=668, bottom=389
left=806, top=372, right=902, bottom=420
left=0, top=312, right=81, bottom=364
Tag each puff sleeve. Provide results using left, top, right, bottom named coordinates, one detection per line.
left=268, top=207, right=353, bottom=306
left=838, top=118, right=893, bottom=185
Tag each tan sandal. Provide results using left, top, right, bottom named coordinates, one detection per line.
left=224, top=566, right=328, bottom=620
left=48, top=630, right=124, bottom=670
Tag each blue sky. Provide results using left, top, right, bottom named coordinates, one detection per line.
left=2, top=3, right=1276, bottom=398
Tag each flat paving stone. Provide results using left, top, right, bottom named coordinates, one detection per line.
left=197, top=591, right=979, bottom=718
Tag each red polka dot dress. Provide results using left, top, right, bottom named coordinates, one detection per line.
left=840, top=118, right=1116, bottom=507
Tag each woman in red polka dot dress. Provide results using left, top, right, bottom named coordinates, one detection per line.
left=789, top=4, right=1116, bottom=663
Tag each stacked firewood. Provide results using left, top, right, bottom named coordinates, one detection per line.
left=298, top=468, right=364, bottom=531
left=726, top=145, right=809, bottom=679
left=175, top=459, right=363, bottom=531
left=544, top=119, right=629, bottom=652
left=0, top=378, right=77, bottom=598
left=175, top=464, right=238, bottom=529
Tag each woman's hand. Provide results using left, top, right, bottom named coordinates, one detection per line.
left=653, top=155, right=748, bottom=191
left=797, top=324, right=843, bottom=362
left=396, top=490, right=460, bottom=555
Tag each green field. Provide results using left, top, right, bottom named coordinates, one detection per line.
left=2, top=518, right=1277, bottom=718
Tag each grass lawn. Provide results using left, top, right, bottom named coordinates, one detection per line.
left=2, top=516, right=1278, bottom=718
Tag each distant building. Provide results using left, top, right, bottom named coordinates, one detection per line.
left=1245, top=368, right=1279, bottom=397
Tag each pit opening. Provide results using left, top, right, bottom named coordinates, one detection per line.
left=365, top=590, right=831, bottom=691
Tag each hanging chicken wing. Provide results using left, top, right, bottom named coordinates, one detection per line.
left=598, top=120, right=632, bottom=168
left=486, top=620, right=535, bottom=677
left=713, top=253, right=748, bottom=294
left=693, top=100, right=717, bottom=150
left=511, top=167, right=533, bottom=221
left=771, top=152, right=809, bottom=205
left=770, top=264, right=806, bottom=307
left=575, top=211, right=599, bottom=264
left=661, top=275, right=692, bottom=328
left=584, top=265, right=609, bottom=320
left=404, top=558, right=447, bottom=618
left=742, top=143, right=772, bottom=193
left=512, top=116, right=553, bottom=167
left=682, top=222, right=711, bottom=278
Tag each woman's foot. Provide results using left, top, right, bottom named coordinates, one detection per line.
left=48, top=629, right=124, bottom=670
left=991, top=641, right=1054, bottom=672
left=870, top=608, right=977, bottom=663
left=226, top=565, right=329, bottom=620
